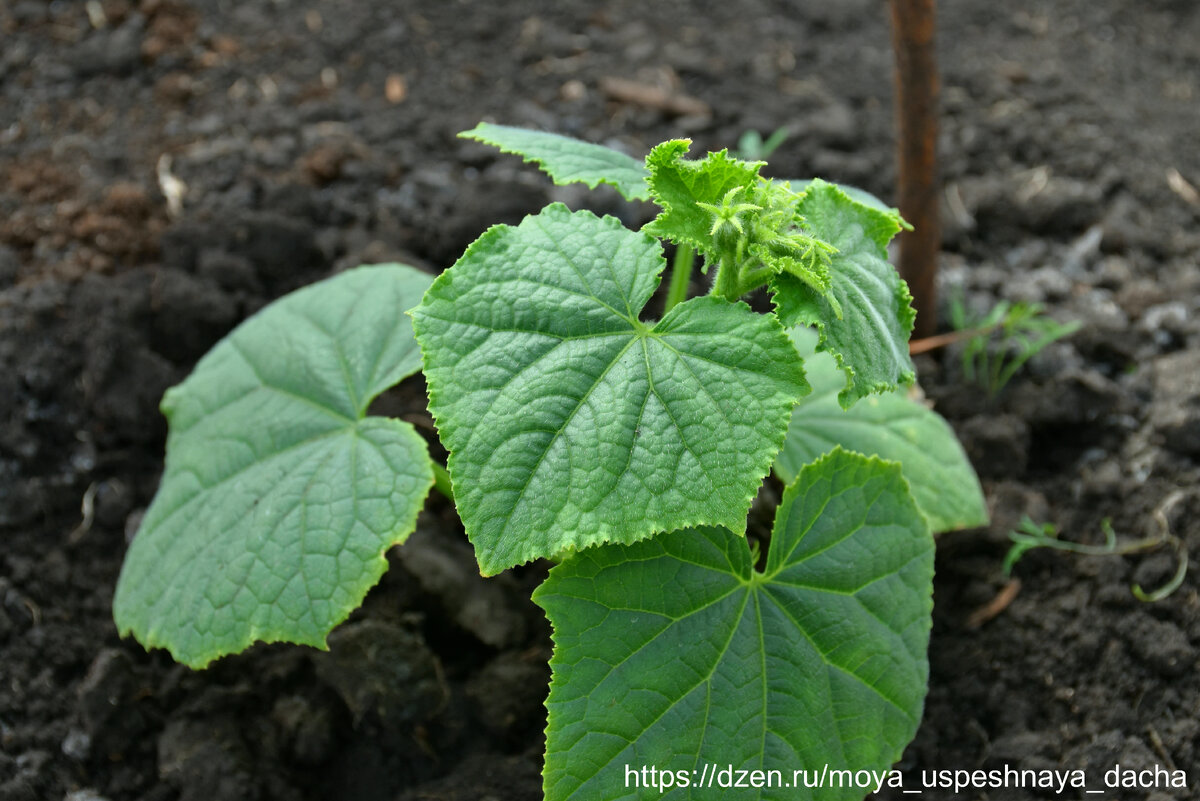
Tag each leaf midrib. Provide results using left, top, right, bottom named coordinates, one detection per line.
left=484, top=333, right=643, bottom=558
left=477, top=314, right=789, bottom=560
left=562, top=564, right=916, bottom=801
left=562, top=584, right=750, bottom=797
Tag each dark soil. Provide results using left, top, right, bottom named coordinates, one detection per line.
left=3, top=1, right=1199, bottom=799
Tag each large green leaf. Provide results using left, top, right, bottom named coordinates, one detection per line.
left=412, top=204, right=808, bottom=575
left=536, top=449, right=934, bottom=800
left=773, top=179, right=916, bottom=407
left=777, top=329, right=987, bottom=533
left=113, top=265, right=435, bottom=668
left=460, top=122, right=651, bottom=201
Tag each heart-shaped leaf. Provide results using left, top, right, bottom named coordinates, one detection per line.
left=536, top=448, right=934, bottom=800
left=412, top=204, right=808, bottom=575
left=113, top=265, right=435, bottom=668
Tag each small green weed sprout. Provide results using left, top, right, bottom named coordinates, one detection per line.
left=736, top=126, right=790, bottom=161
left=948, top=293, right=1081, bottom=396
left=1005, top=505, right=1188, bottom=602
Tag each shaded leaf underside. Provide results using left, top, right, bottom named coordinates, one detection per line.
left=777, top=329, right=987, bottom=533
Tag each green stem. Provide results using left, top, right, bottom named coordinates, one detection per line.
left=663, top=244, right=694, bottom=314
left=711, top=256, right=741, bottom=302
left=431, top=461, right=454, bottom=502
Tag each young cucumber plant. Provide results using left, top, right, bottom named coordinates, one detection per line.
left=114, top=122, right=986, bottom=800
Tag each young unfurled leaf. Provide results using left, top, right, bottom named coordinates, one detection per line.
left=645, top=143, right=839, bottom=303
left=536, top=449, right=934, bottom=801
left=412, top=204, right=808, bottom=576
left=773, top=179, right=916, bottom=407
left=777, top=328, right=987, bottom=533
left=113, top=265, right=435, bottom=668
left=642, top=139, right=765, bottom=260
left=735, top=180, right=839, bottom=299
left=460, top=122, right=651, bottom=201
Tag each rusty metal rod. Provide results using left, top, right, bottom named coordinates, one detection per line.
left=889, top=0, right=941, bottom=339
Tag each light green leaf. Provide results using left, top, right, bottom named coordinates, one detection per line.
left=412, top=204, right=808, bottom=576
left=460, top=122, right=651, bottom=201
left=773, top=179, right=916, bottom=408
left=536, top=448, right=934, bottom=801
left=644, top=147, right=841, bottom=306
left=748, top=238, right=834, bottom=299
left=777, top=329, right=987, bottom=533
left=113, top=265, right=435, bottom=668
left=642, top=139, right=764, bottom=259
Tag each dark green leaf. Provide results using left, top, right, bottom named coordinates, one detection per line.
left=537, top=449, right=934, bottom=800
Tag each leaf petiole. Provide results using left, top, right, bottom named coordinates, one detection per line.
left=430, top=460, right=454, bottom=502
left=662, top=243, right=695, bottom=314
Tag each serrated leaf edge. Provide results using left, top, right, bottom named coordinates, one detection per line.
left=787, top=180, right=917, bottom=408
left=411, top=205, right=809, bottom=575
left=642, top=139, right=766, bottom=259
left=534, top=447, right=933, bottom=800
left=459, top=122, right=651, bottom=201
left=119, top=421, right=434, bottom=668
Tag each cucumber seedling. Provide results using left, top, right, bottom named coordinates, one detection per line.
left=115, top=123, right=986, bottom=800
